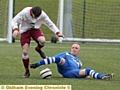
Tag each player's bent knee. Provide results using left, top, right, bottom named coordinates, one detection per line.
left=37, top=36, right=46, bottom=45
left=79, top=69, right=86, bottom=76
left=39, top=41, right=45, bottom=46
left=23, top=51, right=28, bottom=55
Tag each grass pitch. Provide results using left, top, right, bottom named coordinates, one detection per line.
left=0, top=42, right=120, bottom=90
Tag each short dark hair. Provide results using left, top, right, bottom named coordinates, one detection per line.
left=32, top=6, right=42, bottom=17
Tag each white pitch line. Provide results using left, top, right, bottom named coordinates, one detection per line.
left=0, top=44, right=120, bottom=50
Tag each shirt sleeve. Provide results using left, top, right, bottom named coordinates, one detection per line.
left=42, top=11, right=60, bottom=34
left=11, top=8, right=25, bottom=30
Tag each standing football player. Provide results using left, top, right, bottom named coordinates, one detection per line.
left=11, top=6, right=64, bottom=78
left=30, top=43, right=114, bottom=80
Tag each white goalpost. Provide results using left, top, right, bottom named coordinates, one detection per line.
left=0, top=0, right=13, bottom=43
left=58, top=0, right=120, bottom=43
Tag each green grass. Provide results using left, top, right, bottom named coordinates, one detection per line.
left=0, top=0, right=120, bottom=89
left=0, top=42, right=120, bottom=90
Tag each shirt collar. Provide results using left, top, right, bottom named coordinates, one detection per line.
left=30, top=9, right=33, bottom=17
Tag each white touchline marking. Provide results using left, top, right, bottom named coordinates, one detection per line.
left=0, top=44, right=120, bottom=50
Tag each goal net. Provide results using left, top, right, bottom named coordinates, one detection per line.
left=0, top=0, right=13, bottom=43
left=58, top=0, right=120, bottom=43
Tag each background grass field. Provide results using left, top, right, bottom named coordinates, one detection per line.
left=0, top=0, right=120, bottom=90
left=0, top=42, right=120, bottom=90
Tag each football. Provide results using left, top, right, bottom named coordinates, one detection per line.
left=40, top=68, right=52, bottom=79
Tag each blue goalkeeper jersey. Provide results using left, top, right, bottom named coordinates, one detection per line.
left=54, top=52, right=82, bottom=76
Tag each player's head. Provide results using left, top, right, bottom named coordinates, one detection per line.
left=32, top=6, right=42, bottom=19
left=71, top=44, right=80, bottom=56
